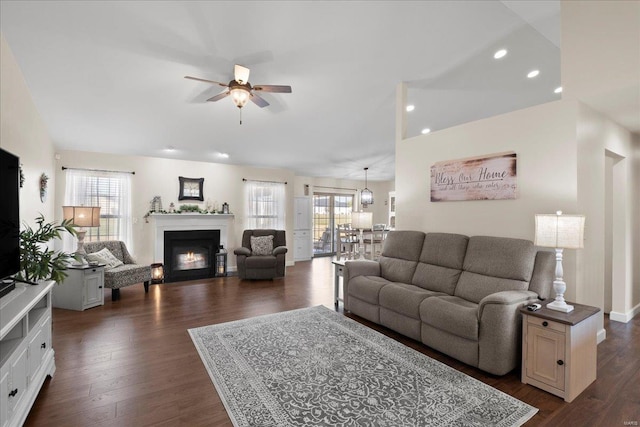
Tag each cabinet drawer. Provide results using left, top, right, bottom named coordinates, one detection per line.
left=294, top=230, right=310, bottom=237
left=527, top=316, right=565, bottom=333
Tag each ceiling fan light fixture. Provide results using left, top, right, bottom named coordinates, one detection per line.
left=230, top=87, right=250, bottom=108
left=361, top=167, right=374, bottom=207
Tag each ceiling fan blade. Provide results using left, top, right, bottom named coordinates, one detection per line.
left=234, top=65, right=250, bottom=84
left=253, top=85, right=292, bottom=93
left=184, top=76, right=228, bottom=87
left=207, top=91, right=230, bottom=102
left=250, top=92, right=270, bottom=108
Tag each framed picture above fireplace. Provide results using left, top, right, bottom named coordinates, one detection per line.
left=178, top=176, right=204, bottom=201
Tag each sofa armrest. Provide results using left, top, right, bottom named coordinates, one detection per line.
left=234, top=247, right=251, bottom=256
left=344, top=260, right=380, bottom=280
left=273, top=246, right=288, bottom=256
left=477, top=290, right=539, bottom=375
left=478, top=290, right=539, bottom=317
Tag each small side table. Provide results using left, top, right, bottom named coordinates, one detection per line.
left=332, top=260, right=346, bottom=306
left=53, top=264, right=105, bottom=311
left=520, top=301, right=600, bottom=402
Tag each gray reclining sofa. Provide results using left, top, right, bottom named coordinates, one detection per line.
left=344, top=231, right=555, bottom=375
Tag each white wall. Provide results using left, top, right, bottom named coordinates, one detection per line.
left=53, top=150, right=296, bottom=269
left=0, top=33, right=55, bottom=227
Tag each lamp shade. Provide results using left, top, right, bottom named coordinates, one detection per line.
left=63, top=206, right=101, bottom=227
left=534, top=211, right=585, bottom=249
left=351, top=211, right=373, bottom=230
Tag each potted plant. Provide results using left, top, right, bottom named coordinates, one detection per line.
left=17, top=214, right=78, bottom=284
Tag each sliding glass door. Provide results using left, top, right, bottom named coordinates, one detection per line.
left=313, top=193, right=354, bottom=256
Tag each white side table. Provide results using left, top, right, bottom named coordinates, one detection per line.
left=521, top=301, right=599, bottom=402
left=332, top=260, right=346, bottom=306
left=53, top=265, right=105, bottom=311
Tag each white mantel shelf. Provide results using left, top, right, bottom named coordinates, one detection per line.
left=148, top=213, right=235, bottom=263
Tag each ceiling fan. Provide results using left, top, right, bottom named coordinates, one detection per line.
left=185, top=65, right=292, bottom=124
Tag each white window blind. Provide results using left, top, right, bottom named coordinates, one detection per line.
left=245, top=181, right=286, bottom=230
left=63, top=169, right=132, bottom=252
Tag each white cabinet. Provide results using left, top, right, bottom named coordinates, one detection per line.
left=294, top=197, right=312, bottom=261
left=0, top=281, right=56, bottom=427
left=294, top=230, right=312, bottom=261
left=294, top=196, right=311, bottom=230
left=53, top=265, right=105, bottom=311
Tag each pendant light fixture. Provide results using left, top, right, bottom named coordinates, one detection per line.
left=361, top=167, right=374, bottom=207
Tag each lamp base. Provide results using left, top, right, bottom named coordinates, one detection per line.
left=546, top=300, right=574, bottom=313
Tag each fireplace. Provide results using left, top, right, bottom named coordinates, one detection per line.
left=164, top=230, right=220, bottom=283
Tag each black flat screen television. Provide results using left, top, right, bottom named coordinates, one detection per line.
left=0, top=148, right=20, bottom=280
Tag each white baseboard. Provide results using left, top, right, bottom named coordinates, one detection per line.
left=597, top=328, right=606, bottom=344
left=609, top=302, right=640, bottom=323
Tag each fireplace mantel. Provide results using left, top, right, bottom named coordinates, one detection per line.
left=149, top=213, right=234, bottom=263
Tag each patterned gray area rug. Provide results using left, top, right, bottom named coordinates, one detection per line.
left=188, top=306, right=537, bottom=427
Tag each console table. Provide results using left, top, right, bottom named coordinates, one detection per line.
left=0, top=281, right=56, bottom=427
left=521, top=301, right=599, bottom=402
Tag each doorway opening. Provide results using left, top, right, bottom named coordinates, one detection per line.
left=312, top=193, right=354, bottom=256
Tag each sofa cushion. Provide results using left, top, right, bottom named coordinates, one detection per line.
left=529, top=250, right=555, bottom=300
left=463, top=236, right=536, bottom=281
left=379, top=283, right=445, bottom=320
left=347, top=275, right=390, bottom=305
left=419, top=233, right=469, bottom=269
left=85, top=247, right=124, bottom=270
left=250, top=235, right=274, bottom=255
left=411, top=264, right=463, bottom=295
left=381, top=230, right=425, bottom=261
left=454, top=271, right=529, bottom=304
left=379, top=257, right=418, bottom=284
left=245, top=255, right=277, bottom=269
left=104, top=264, right=151, bottom=289
left=84, top=240, right=125, bottom=262
left=420, top=295, right=479, bottom=341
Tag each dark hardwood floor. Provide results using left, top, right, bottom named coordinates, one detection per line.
left=25, top=257, right=639, bottom=426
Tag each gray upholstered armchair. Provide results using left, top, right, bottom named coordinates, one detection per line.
left=234, top=230, right=287, bottom=280
left=83, top=240, right=152, bottom=300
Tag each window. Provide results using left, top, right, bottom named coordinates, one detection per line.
left=63, top=169, right=132, bottom=252
left=245, top=181, right=285, bottom=229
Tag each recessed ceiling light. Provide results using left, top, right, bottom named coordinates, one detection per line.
left=527, top=70, right=540, bottom=78
left=493, top=49, right=507, bottom=59
left=164, top=146, right=176, bottom=152
left=554, top=86, right=563, bottom=94
left=406, top=105, right=415, bottom=112
left=217, top=152, right=230, bottom=159
left=421, top=128, right=431, bottom=135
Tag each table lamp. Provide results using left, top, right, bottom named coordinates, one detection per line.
left=351, top=211, right=373, bottom=260
left=63, top=206, right=101, bottom=264
left=534, top=211, right=585, bottom=313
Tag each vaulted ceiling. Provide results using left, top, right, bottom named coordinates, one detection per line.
left=1, top=1, right=562, bottom=181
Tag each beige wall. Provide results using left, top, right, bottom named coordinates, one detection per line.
left=53, top=150, right=298, bottom=269
left=293, top=175, right=395, bottom=226
left=51, top=152, right=396, bottom=269
left=0, top=33, right=55, bottom=227
left=576, top=103, right=638, bottom=322
left=396, top=99, right=581, bottom=294
left=561, top=1, right=640, bottom=103
left=395, top=1, right=640, bottom=335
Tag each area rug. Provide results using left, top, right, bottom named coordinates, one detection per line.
left=188, top=306, right=537, bottom=426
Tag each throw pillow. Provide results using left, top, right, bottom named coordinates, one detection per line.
left=250, top=235, right=274, bottom=256
left=86, top=247, right=124, bottom=270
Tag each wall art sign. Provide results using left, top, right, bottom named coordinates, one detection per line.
left=178, top=176, right=204, bottom=201
left=430, top=151, right=517, bottom=202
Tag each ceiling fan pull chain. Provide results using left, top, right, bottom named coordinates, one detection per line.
left=239, top=108, right=242, bottom=125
